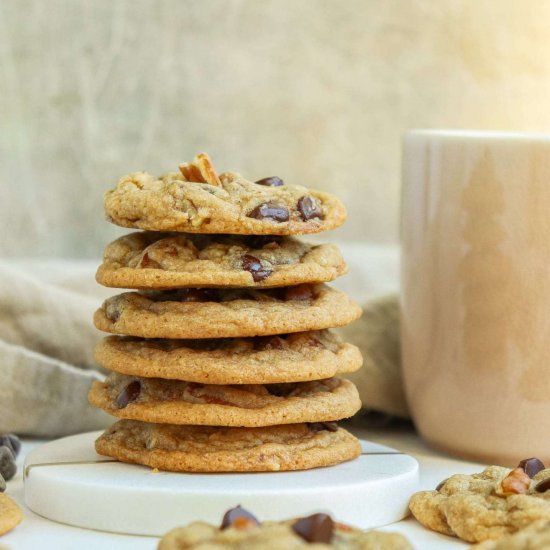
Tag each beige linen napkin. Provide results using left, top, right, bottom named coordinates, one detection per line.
left=0, top=262, right=110, bottom=437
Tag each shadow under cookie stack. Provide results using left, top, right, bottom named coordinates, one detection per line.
left=89, top=153, right=364, bottom=473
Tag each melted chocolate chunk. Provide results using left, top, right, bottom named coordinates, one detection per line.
left=245, top=235, right=283, bottom=249
left=255, top=176, right=284, bottom=187
left=283, top=285, right=313, bottom=301
left=292, top=513, right=334, bottom=543
left=247, top=202, right=289, bottom=222
left=535, top=478, right=550, bottom=493
left=220, top=505, right=260, bottom=529
left=518, top=458, right=545, bottom=478
left=265, top=384, right=295, bottom=397
left=116, top=381, right=141, bottom=409
left=308, top=422, right=339, bottom=432
left=242, top=254, right=272, bottom=282
left=297, top=196, right=323, bottom=221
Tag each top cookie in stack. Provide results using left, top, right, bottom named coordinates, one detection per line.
left=90, top=153, right=364, bottom=473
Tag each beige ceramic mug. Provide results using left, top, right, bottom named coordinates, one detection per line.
left=401, top=130, right=550, bottom=465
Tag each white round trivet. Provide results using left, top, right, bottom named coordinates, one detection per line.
left=24, top=431, right=418, bottom=536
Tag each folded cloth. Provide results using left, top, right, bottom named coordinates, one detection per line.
left=0, top=262, right=111, bottom=437
left=0, top=245, right=406, bottom=438
left=337, top=295, right=409, bottom=418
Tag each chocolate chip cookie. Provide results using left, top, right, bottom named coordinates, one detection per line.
left=95, top=331, right=362, bottom=384
left=410, top=458, right=550, bottom=543
left=103, top=154, right=346, bottom=235
left=0, top=494, right=23, bottom=535
left=158, top=506, right=412, bottom=549
left=95, top=419, right=361, bottom=472
left=93, top=285, right=362, bottom=339
left=96, top=232, right=347, bottom=289
left=88, top=374, right=361, bottom=427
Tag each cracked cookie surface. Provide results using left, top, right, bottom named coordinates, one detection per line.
left=95, top=419, right=361, bottom=472
left=410, top=463, right=550, bottom=543
left=93, top=284, right=362, bottom=339
left=96, top=232, right=347, bottom=289
left=88, top=374, right=361, bottom=427
left=104, top=170, right=346, bottom=235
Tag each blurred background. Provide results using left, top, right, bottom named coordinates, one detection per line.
left=2, top=0, right=550, bottom=257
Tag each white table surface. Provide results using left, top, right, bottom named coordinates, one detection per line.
left=4, top=424, right=482, bottom=550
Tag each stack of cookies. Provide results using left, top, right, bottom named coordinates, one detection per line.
left=89, top=153, right=364, bottom=473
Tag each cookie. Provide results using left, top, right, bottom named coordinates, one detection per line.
left=0, top=494, right=23, bottom=536
left=471, top=519, right=550, bottom=549
left=88, top=374, right=361, bottom=427
left=410, top=459, right=550, bottom=543
left=96, top=232, right=347, bottom=289
left=95, top=419, right=361, bottom=472
left=158, top=507, right=412, bottom=549
left=103, top=153, right=346, bottom=235
left=93, top=285, right=362, bottom=339
left=94, top=331, right=363, bottom=384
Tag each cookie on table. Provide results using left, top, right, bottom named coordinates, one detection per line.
left=158, top=506, right=412, bottom=549
left=93, top=284, right=362, bottom=339
left=0, top=494, right=23, bottom=535
left=96, top=232, right=347, bottom=289
left=409, top=458, right=550, bottom=543
left=471, top=519, right=550, bottom=549
left=103, top=153, right=347, bottom=235
left=88, top=374, right=361, bottom=427
left=95, top=331, right=363, bottom=384
left=95, top=419, right=361, bottom=472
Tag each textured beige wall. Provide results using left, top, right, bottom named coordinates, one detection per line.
left=2, top=0, right=550, bottom=257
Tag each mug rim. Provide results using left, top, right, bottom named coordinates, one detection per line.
left=405, top=129, right=550, bottom=141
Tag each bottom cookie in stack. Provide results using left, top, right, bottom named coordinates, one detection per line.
left=95, top=420, right=361, bottom=473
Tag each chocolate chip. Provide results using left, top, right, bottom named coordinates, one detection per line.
left=242, top=254, right=272, bottom=282
left=0, top=435, right=21, bottom=458
left=0, top=446, right=16, bottom=482
left=245, top=236, right=283, bottom=249
left=535, top=478, right=550, bottom=493
left=0, top=473, right=5, bottom=493
left=518, top=458, right=545, bottom=478
left=247, top=202, right=289, bottom=222
left=220, top=505, right=260, bottom=529
left=116, top=381, right=141, bottom=409
left=283, top=285, right=313, bottom=301
left=297, top=196, right=323, bottom=221
left=266, top=384, right=294, bottom=397
left=292, top=513, right=334, bottom=544
left=255, top=176, right=284, bottom=187
left=308, top=422, right=339, bottom=432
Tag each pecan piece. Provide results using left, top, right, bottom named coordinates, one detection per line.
left=500, top=468, right=531, bottom=495
left=179, top=153, right=221, bottom=186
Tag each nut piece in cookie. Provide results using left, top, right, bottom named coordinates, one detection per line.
left=158, top=506, right=412, bottom=549
left=410, top=458, right=550, bottom=544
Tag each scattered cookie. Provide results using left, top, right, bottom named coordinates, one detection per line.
left=104, top=154, right=347, bottom=235
left=410, top=458, right=550, bottom=543
left=93, top=285, right=362, bottom=339
left=95, top=419, right=361, bottom=472
left=94, top=331, right=362, bottom=384
left=96, top=232, right=347, bottom=289
left=88, top=374, right=361, bottom=427
left=0, top=494, right=22, bottom=536
left=158, top=505, right=412, bottom=549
